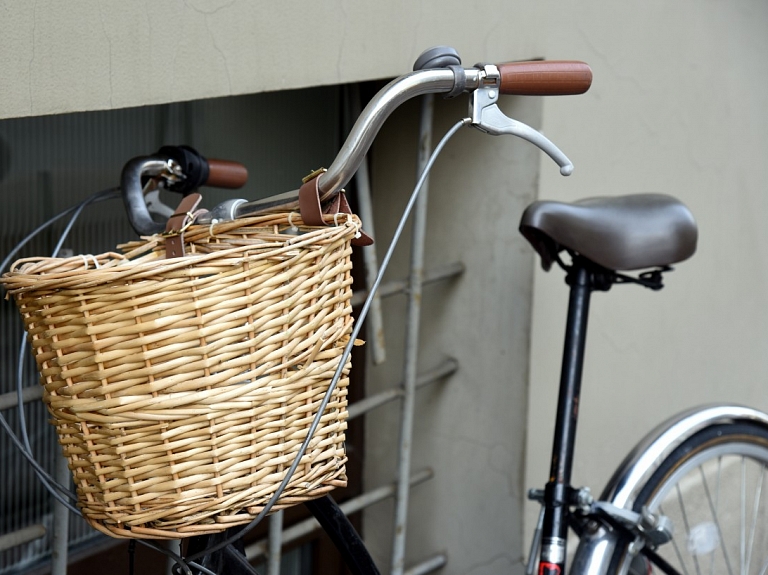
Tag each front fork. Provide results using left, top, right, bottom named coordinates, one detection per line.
left=525, top=487, right=674, bottom=575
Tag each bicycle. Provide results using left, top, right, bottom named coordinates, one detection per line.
left=3, top=45, right=768, bottom=575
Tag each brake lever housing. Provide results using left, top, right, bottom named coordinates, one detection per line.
left=470, top=64, right=574, bottom=176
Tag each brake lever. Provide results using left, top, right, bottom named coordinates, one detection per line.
left=144, top=189, right=174, bottom=218
left=470, top=64, right=574, bottom=176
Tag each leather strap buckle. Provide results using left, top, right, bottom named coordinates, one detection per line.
left=298, top=176, right=373, bottom=247
left=164, top=193, right=204, bottom=258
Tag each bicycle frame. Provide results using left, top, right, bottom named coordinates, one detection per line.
left=530, top=257, right=595, bottom=574
left=529, top=254, right=768, bottom=574
left=4, top=47, right=593, bottom=574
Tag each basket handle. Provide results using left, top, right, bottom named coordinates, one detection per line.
left=164, top=193, right=204, bottom=258
left=298, top=176, right=374, bottom=246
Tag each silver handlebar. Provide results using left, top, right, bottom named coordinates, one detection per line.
left=197, top=64, right=571, bottom=223
left=208, top=68, right=485, bottom=222
left=122, top=54, right=580, bottom=235
left=322, top=68, right=484, bottom=196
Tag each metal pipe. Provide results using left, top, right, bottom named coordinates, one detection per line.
left=244, top=468, right=434, bottom=560
left=403, top=553, right=448, bottom=575
left=267, top=510, right=284, bottom=575
left=349, top=84, right=387, bottom=366
left=50, top=452, right=71, bottom=575
left=350, top=261, right=465, bottom=307
left=391, top=93, right=435, bottom=575
left=347, top=358, right=458, bottom=420
left=322, top=73, right=454, bottom=196
left=0, top=385, right=43, bottom=411
left=541, top=262, right=592, bottom=572
left=0, top=524, right=46, bottom=552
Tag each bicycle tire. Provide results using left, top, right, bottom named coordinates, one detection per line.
left=181, top=497, right=380, bottom=575
left=609, top=422, right=768, bottom=575
left=304, top=496, right=381, bottom=575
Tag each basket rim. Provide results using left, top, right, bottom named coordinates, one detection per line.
left=1, top=214, right=360, bottom=293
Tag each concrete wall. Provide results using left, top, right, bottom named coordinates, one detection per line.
left=363, top=94, right=542, bottom=573
left=2, top=0, right=768, bottom=572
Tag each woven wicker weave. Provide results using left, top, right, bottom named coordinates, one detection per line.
left=1, top=213, right=359, bottom=539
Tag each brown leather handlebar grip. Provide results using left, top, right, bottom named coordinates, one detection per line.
left=497, top=61, right=592, bottom=96
left=205, top=159, right=249, bottom=189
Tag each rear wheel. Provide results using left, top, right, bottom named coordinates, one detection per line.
left=610, top=423, right=768, bottom=575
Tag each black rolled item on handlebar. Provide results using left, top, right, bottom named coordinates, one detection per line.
left=158, top=145, right=210, bottom=194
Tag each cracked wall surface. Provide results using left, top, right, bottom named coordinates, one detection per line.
left=0, top=0, right=540, bottom=120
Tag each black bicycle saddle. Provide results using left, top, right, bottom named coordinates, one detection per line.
left=519, top=194, right=698, bottom=271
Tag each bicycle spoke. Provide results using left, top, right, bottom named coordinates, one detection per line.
left=710, top=457, right=721, bottom=575
left=676, top=482, right=702, bottom=575
left=637, top=427, right=768, bottom=575
left=742, top=457, right=746, bottom=575
left=698, top=464, right=734, bottom=575
left=745, top=464, right=765, bottom=575
left=660, top=503, right=691, bottom=575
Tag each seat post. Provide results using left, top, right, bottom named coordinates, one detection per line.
left=539, top=258, right=594, bottom=572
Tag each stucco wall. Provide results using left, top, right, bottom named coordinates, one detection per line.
left=0, top=0, right=543, bottom=120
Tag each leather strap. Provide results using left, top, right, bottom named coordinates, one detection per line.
left=298, top=177, right=373, bottom=246
left=164, top=193, right=203, bottom=258
left=298, top=176, right=326, bottom=226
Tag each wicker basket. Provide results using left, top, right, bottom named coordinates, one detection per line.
left=1, top=213, right=360, bottom=539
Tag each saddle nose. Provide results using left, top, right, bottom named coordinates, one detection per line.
left=519, top=194, right=698, bottom=271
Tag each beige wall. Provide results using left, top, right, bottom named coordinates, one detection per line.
left=0, top=0, right=542, bottom=120
left=522, top=0, right=768, bottom=544
left=3, top=0, right=768, bottom=570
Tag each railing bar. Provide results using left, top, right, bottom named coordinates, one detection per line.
left=266, top=510, right=284, bottom=575
left=0, top=524, right=46, bottom=552
left=347, top=357, right=457, bottom=420
left=51, top=452, right=71, bottom=575
left=403, top=553, right=448, bottom=575
left=348, top=388, right=402, bottom=420
left=0, top=385, right=43, bottom=411
left=391, top=92, right=435, bottom=575
left=350, top=261, right=464, bottom=307
left=348, top=84, right=387, bottom=366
